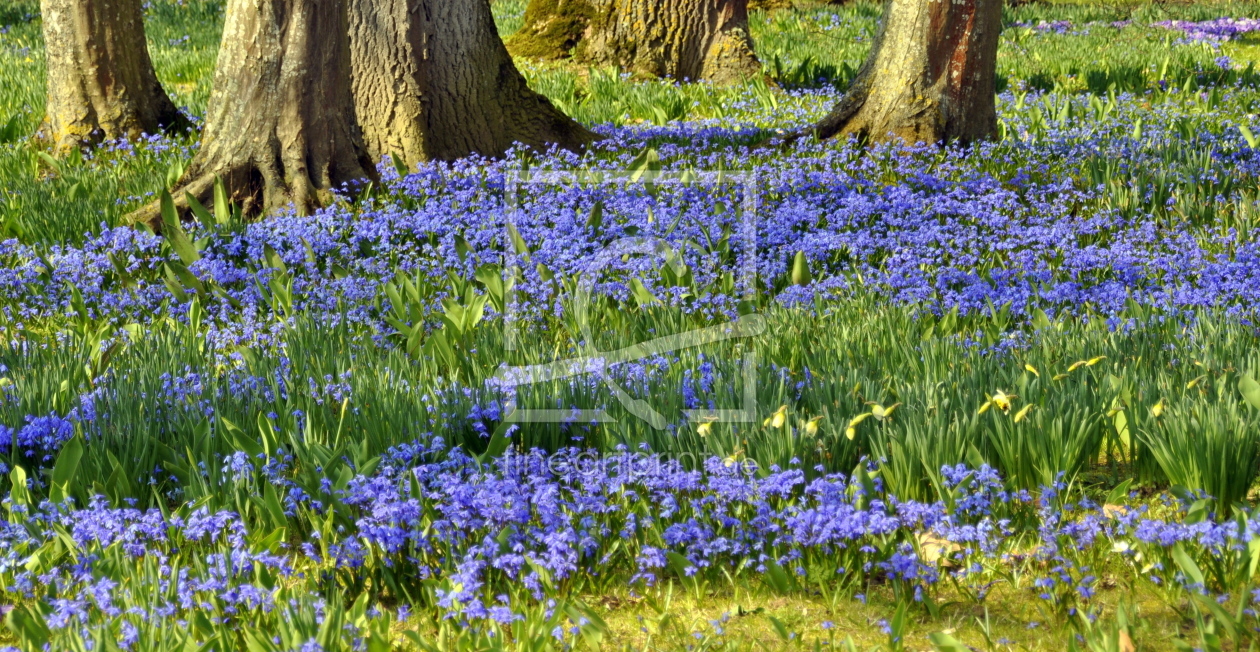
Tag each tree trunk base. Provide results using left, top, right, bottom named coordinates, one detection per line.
left=351, top=0, right=595, bottom=165
left=127, top=0, right=376, bottom=231
left=40, top=0, right=189, bottom=153
left=795, top=0, right=1002, bottom=146
left=699, top=22, right=760, bottom=85
left=126, top=145, right=375, bottom=232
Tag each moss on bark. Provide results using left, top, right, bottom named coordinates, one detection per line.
left=748, top=0, right=793, bottom=11
left=506, top=0, right=596, bottom=60
left=509, top=0, right=759, bottom=85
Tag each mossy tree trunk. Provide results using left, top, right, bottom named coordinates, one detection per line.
left=131, top=0, right=376, bottom=228
left=509, top=0, right=761, bottom=84
left=801, top=0, right=1002, bottom=144
left=348, top=0, right=593, bottom=165
left=40, top=0, right=187, bottom=152
left=747, top=0, right=793, bottom=11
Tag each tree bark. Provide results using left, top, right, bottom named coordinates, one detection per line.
left=130, top=0, right=376, bottom=228
left=348, top=0, right=593, bottom=165
left=801, top=0, right=1002, bottom=145
left=40, top=0, right=187, bottom=152
left=748, top=0, right=792, bottom=11
left=509, top=0, right=761, bottom=84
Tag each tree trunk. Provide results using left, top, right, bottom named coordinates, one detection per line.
left=349, top=0, right=593, bottom=165
left=802, top=0, right=1002, bottom=144
left=509, top=0, right=761, bottom=84
left=748, top=0, right=792, bottom=11
left=40, top=0, right=187, bottom=152
left=131, top=0, right=376, bottom=228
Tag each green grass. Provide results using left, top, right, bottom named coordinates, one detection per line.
left=527, top=579, right=1195, bottom=651
left=3, top=295, right=1257, bottom=511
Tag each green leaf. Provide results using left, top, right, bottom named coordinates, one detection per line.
left=389, top=151, right=409, bottom=178
left=49, top=434, right=84, bottom=503
left=185, top=192, right=213, bottom=225
left=256, top=412, right=279, bottom=460
left=262, top=483, right=287, bottom=530
left=479, top=410, right=516, bottom=463
left=506, top=223, right=530, bottom=259
left=1192, top=592, right=1239, bottom=640
left=252, top=526, right=287, bottom=555
left=8, top=466, right=28, bottom=511
left=262, top=244, right=287, bottom=273
left=163, top=260, right=205, bottom=296
left=222, top=416, right=264, bottom=460
left=454, top=234, right=472, bottom=261
left=767, top=615, right=791, bottom=642
left=965, top=443, right=988, bottom=471
left=402, top=632, right=440, bottom=652
left=105, top=450, right=134, bottom=504
left=6, top=605, right=50, bottom=650
left=586, top=201, right=604, bottom=232
left=1172, top=544, right=1205, bottom=587
left=929, top=632, right=973, bottom=652
left=763, top=562, right=796, bottom=595
left=474, top=265, right=509, bottom=312
left=160, top=190, right=200, bottom=265
left=423, top=327, right=456, bottom=367
left=1105, top=478, right=1133, bottom=507
left=212, top=175, right=231, bottom=226
left=1241, top=125, right=1258, bottom=150
left=35, top=151, right=62, bottom=175
left=562, top=602, right=609, bottom=645
left=1239, top=373, right=1260, bottom=411
left=0, top=114, right=22, bottom=144
left=165, top=160, right=186, bottom=189
left=628, top=148, right=661, bottom=183
left=629, top=278, right=659, bottom=308
left=666, top=551, right=694, bottom=579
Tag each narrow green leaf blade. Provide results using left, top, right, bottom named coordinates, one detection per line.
left=213, top=175, right=231, bottom=226
left=50, top=434, right=84, bottom=503
left=161, top=190, right=200, bottom=265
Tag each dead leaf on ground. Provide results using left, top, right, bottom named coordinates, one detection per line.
left=917, top=533, right=962, bottom=566
left=1119, top=627, right=1136, bottom=652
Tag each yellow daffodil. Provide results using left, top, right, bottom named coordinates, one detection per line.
left=845, top=413, right=871, bottom=440
left=1067, top=356, right=1107, bottom=373
left=768, top=405, right=788, bottom=429
left=870, top=403, right=899, bottom=421
left=804, top=416, right=824, bottom=436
